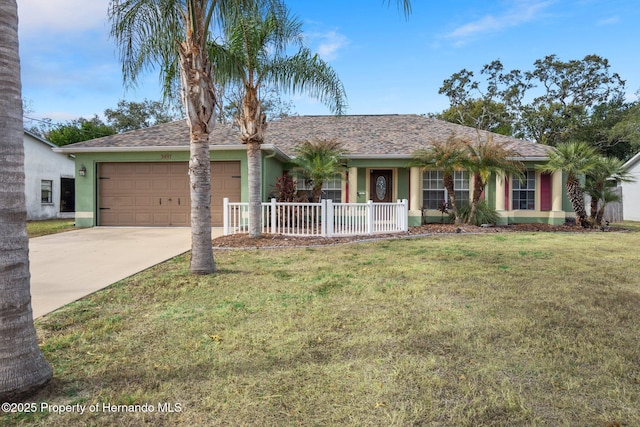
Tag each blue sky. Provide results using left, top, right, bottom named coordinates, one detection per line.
left=17, top=0, right=640, bottom=125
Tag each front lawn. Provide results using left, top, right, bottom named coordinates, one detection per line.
left=26, top=219, right=75, bottom=238
left=5, top=230, right=640, bottom=426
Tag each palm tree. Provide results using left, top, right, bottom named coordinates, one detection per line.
left=209, top=3, right=347, bottom=238
left=537, top=141, right=599, bottom=227
left=291, top=139, right=347, bottom=203
left=584, top=156, right=635, bottom=225
left=108, top=0, right=280, bottom=273
left=411, top=135, right=468, bottom=224
left=0, top=0, right=53, bottom=399
left=463, top=133, right=524, bottom=225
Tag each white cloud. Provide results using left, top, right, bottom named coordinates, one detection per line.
left=597, top=16, right=620, bottom=26
left=311, top=31, right=349, bottom=61
left=444, top=0, right=555, bottom=44
left=17, top=0, right=110, bottom=34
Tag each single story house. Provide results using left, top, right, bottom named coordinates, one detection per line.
left=24, top=130, right=75, bottom=220
left=55, top=114, right=575, bottom=228
left=621, top=151, right=640, bottom=221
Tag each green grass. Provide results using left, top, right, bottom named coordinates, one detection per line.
left=4, top=230, right=640, bottom=426
left=26, top=219, right=75, bottom=238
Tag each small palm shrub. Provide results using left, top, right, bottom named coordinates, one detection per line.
left=453, top=200, right=499, bottom=226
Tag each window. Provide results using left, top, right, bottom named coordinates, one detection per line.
left=422, top=170, right=469, bottom=210
left=41, top=180, right=53, bottom=204
left=512, top=171, right=536, bottom=210
left=453, top=171, right=470, bottom=208
left=295, top=173, right=342, bottom=202
left=422, top=171, right=444, bottom=209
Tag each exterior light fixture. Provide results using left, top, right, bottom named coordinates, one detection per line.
left=79, top=165, right=87, bottom=177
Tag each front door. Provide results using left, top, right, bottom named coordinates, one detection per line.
left=370, top=170, right=393, bottom=202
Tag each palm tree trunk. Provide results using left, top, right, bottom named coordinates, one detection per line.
left=178, top=6, right=216, bottom=274
left=566, top=174, right=588, bottom=227
left=0, top=0, right=52, bottom=399
left=443, top=172, right=460, bottom=224
left=589, top=194, right=599, bottom=223
left=312, top=185, right=323, bottom=203
left=467, top=174, right=484, bottom=225
left=239, top=88, right=266, bottom=238
left=188, top=133, right=215, bottom=274
left=247, top=142, right=262, bottom=238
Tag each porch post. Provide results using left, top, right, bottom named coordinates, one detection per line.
left=409, top=166, right=422, bottom=226
left=348, top=167, right=358, bottom=203
left=551, top=170, right=563, bottom=211
left=495, top=173, right=506, bottom=211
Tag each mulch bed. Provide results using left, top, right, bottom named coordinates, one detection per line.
left=212, top=223, right=629, bottom=249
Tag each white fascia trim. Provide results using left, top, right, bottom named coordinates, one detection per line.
left=623, top=151, right=640, bottom=171
left=260, top=144, right=291, bottom=162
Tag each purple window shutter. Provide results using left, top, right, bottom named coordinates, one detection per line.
left=540, top=173, right=552, bottom=211
left=504, top=176, right=510, bottom=211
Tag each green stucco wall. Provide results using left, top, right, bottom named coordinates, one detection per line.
left=262, top=154, right=284, bottom=200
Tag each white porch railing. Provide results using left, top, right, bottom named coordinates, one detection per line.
left=223, top=198, right=408, bottom=237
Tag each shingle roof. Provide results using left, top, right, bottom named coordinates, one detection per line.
left=59, top=114, right=552, bottom=159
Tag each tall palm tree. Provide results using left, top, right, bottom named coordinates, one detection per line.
left=210, top=4, right=346, bottom=237
left=108, top=0, right=280, bottom=273
left=584, top=156, right=635, bottom=225
left=291, top=139, right=347, bottom=203
left=0, top=0, right=53, bottom=399
left=463, top=133, right=524, bottom=225
left=537, top=141, right=599, bottom=227
left=411, top=135, right=468, bottom=224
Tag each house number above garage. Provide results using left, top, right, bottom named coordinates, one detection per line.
left=376, top=176, right=387, bottom=200
left=160, top=154, right=172, bottom=160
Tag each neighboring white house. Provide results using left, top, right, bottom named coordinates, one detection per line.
left=23, top=131, right=75, bottom=220
left=621, top=151, right=640, bottom=221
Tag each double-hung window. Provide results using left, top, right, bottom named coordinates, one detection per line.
left=422, top=171, right=469, bottom=210
left=295, top=173, right=342, bottom=203
left=512, top=171, right=536, bottom=210
left=41, top=180, right=53, bottom=204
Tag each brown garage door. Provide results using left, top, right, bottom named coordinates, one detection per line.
left=99, top=161, right=241, bottom=226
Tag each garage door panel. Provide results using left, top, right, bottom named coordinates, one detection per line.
left=99, top=161, right=240, bottom=226
left=134, top=196, right=155, bottom=207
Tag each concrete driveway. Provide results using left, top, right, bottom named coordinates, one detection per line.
left=29, top=227, right=223, bottom=319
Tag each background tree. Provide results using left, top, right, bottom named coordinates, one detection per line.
left=104, top=99, right=183, bottom=133
left=45, top=116, right=116, bottom=146
left=0, top=0, right=53, bottom=399
left=571, top=96, right=640, bottom=161
left=411, top=136, right=468, bottom=224
left=217, top=84, right=295, bottom=125
left=430, top=99, right=513, bottom=135
left=462, top=133, right=524, bottom=225
left=537, top=141, right=599, bottom=227
left=210, top=2, right=346, bottom=238
left=291, top=139, right=346, bottom=202
left=437, top=55, right=626, bottom=148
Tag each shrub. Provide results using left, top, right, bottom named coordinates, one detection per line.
left=453, top=200, right=499, bottom=226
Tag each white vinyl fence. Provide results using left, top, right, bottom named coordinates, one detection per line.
left=223, top=198, right=408, bottom=237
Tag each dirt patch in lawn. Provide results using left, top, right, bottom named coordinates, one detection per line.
left=212, top=222, right=630, bottom=249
